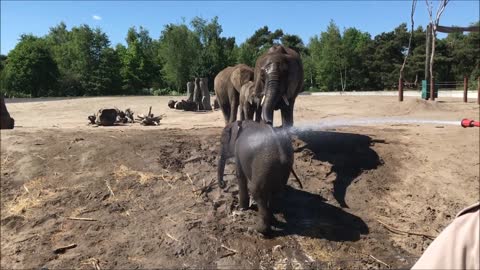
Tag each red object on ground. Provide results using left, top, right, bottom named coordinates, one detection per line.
left=461, top=119, right=480, bottom=128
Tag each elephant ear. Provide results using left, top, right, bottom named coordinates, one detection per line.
left=231, top=65, right=254, bottom=92
left=222, top=121, right=243, bottom=157
left=230, top=121, right=243, bottom=143
left=247, top=83, right=256, bottom=105
left=285, top=52, right=304, bottom=98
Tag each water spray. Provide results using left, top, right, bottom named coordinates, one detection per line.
left=290, top=117, right=480, bottom=133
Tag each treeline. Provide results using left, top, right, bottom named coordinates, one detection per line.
left=0, top=17, right=478, bottom=97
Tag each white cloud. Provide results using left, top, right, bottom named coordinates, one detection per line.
left=92, top=15, right=102, bottom=21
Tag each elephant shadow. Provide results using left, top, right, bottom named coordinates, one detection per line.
left=293, top=130, right=384, bottom=208
left=272, top=186, right=369, bottom=241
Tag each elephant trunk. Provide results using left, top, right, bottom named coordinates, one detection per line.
left=217, top=148, right=227, bottom=189
left=217, top=127, right=232, bottom=189
left=261, top=78, right=281, bottom=125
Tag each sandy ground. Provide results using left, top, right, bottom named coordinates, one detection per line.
left=1, top=96, right=479, bottom=269
left=5, top=95, right=479, bottom=129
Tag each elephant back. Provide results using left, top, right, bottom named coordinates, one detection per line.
left=214, top=66, right=236, bottom=95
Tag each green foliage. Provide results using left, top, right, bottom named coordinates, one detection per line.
left=190, top=16, right=236, bottom=88
left=119, top=26, right=159, bottom=93
left=281, top=34, right=305, bottom=53
left=311, top=21, right=343, bottom=91
left=2, top=19, right=479, bottom=96
left=158, top=23, right=200, bottom=91
left=238, top=26, right=285, bottom=67
left=3, top=35, right=59, bottom=97
left=44, top=23, right=122, bottom=96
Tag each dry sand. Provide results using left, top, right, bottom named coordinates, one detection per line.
left=1, top=95, right=479, bottom=269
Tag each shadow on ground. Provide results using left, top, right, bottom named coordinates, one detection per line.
left=294, top=130, right=383, bottom=208
left=272, top=186, right=369, bottom=241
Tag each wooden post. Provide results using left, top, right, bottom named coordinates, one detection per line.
left=398, top=77, right=404, bottom=102
left=463, top=76, right=468, bottom=103
left=430, top=76, right=435, bottom=101
left=477, top=76, right=480, bottom=105
left=425, top=24, right=431, bottom=83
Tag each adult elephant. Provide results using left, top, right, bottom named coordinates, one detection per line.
left=0, top=96, right=14, bottom=129
left=254, top=45, right=304, bottom=127
left=214, top=64, right=254, bottom=125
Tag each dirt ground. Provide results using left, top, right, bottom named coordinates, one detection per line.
left=1, top=96, right=479, bottom=269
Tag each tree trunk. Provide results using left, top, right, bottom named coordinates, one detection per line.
left=425, top=24, right=431, bottom=82
left=200, top=78, right=212, bottom=110
left=193, top=78, right=203, bottom=110
left=429, top=24, right=436, bottom=101
left=186, top=81, right=194, bottom=102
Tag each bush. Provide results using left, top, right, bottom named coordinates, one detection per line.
left=1, top=91, right=32, bottom=98
left=308, top=87, right=322, bottom=92
left=152, top=88, right=172, bottom=96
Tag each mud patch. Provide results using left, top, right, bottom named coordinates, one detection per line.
left=1, top=125, right=478, bottom=269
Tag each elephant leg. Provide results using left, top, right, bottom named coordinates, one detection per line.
left=245, top=104, right=255, bottom=121
left=281, top=99, right=295, bottom=127
left=239, top=105, right=245, bottom=121
left=253, top=192, right=272, bottom=235
left=254, top=105, right=262, bottom=122
left=236, top=158, right=249, bottom=210
left=220, top=102, right=230, bottom=125
left=229, top=96, right=239, bottom=123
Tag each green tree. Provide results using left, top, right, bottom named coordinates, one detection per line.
left=403, top=26, right=427, bottom=86
left=158, top=23, right=200, bottom=91
left=365, top=23, right=409, bottom=89
left=45, top=22, right=82, bottom=96
left=0, top=55, right=8, bottom=94
left=238, top=26, right=284, bottom=67
left=341, top=28, right=372, bottom=90
left=445, top=23, right=480, bottom=86
left=281, top=34, right=305, bottom=53
left=95, top=47, right=122, bottom=95
left=237, top=42, right=258, bottom=67
left=301, top=48, right=316, bottom=90
left=3, top=35, right=59, bottom=97
left=310, top=20, right=343, bottom=91
left=465, top=23, right=480, bottom=88
left=45, top=23, right=120, bottom=96
left=190, top=16, right=236, bottom=89
left=119, top=27, right=158, bottom=93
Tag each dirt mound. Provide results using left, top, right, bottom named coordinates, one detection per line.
left=399, top=98, right=460, bottom=114
left=1, top=124, right=478, bottom=269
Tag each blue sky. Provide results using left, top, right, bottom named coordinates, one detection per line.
left=1, top=1, right=479, bottom=54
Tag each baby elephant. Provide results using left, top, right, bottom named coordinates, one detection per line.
left=239, top=81, right=261, bottom=122
left=217, top=120, right=294, bottom=235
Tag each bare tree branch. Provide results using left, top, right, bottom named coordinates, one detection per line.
left=425, top=0, right=433, bottom=22
left=425, top=0, right=449, bottom=97
left=400, top=0, right=417, bottom=80
left=435, top=0, right=449, bottom=26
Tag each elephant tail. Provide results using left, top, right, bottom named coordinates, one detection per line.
left=290, top=167, right=303, bottom=189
